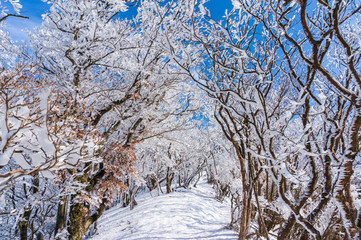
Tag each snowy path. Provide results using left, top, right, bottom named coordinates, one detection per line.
left=89, top=179, right=238, bottom=240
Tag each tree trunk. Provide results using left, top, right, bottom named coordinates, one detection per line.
left=68, top=201, right=88, bottom=240
left=55, top=195, right=69, bottom=236
left=19, top=177, right=40, bottom=240
left=129, top=186, right=139, bottom=210
left=67, top=163, right=107, bottom=240
left=238, top=193, right=253, bottom=240
left=166, top=167, right=174, bottom=193
left=334, top=108, right=361, bottom=239
left=68, top=196, right=107, bottom=240
left=19, top=208, right=32, bottom=240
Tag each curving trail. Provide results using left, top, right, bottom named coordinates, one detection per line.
left=89, top=178, right=237, bottom=240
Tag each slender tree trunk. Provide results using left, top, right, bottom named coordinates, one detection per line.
left=334, top=109, right=361, bottom=239
left=19, top=177, right=40, bottom=240
left=130, top=186, right=139, bottom=210
left=55, top=195, right=69, bottom=236
left=193, top=172, right=201, bottom=188
left=238, top=192, right=253, bottom=240
left=19, top=208, right=32, bottom=240
left=166, top=167, right=174, bottom=193
left=254, top=184, right=269, bottom=240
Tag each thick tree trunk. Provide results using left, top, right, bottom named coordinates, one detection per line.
left=67, top=163, right=107, bottom=240
left=68, top=197, right=107, bottom=240
left=68, top=201, right=88, bottom=240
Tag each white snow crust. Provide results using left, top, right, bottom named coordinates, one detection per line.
left=89, top=178, right=237, bottom=240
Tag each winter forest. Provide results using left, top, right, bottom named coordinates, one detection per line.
left=1, top=0, right=361, bottom=239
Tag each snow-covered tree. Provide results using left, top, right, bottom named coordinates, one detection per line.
left=2, top=0, right=361, bottom=239
left=29, top=0, right=203, bottom=238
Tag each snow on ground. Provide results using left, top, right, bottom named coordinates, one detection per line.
left=89, top=178, right=238, bottom=240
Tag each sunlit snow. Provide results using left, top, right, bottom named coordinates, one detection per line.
left=89, top=177, right=237, bottom=240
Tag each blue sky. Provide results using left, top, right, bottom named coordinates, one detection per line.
left=4, top=0, right=49, bottom=42
left=5, top=0, right=233, bottom=42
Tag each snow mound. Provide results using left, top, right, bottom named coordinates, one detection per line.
left=89, top=179, right=237, bottom=240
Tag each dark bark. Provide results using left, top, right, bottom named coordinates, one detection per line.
left=68, top=197, right=107, bottom=240
left=19, top=177, right=40, bottom=240
left=68, top=201, right=87, bottom=240
left=166, top=167, right=174, bottom=194
left=19, top=209, right=31, bottom=240
left=67, top=163, right=107, bottom=240
left=55, top=195, right=69, bottom=237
